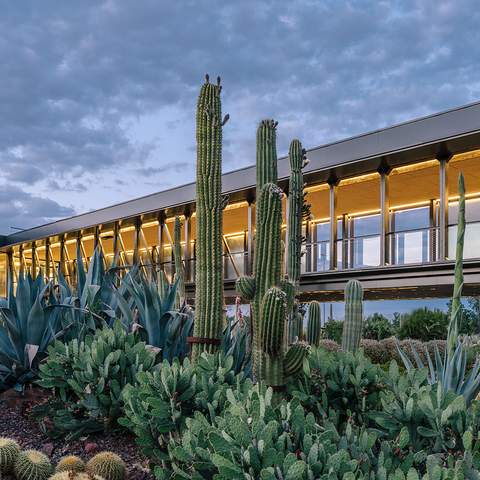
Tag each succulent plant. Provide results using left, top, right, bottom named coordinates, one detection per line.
left=86, top=452, right=126, bottom=480
left=341, top=279, right=364, bottom=352
left=55, top=456, right=85, bottom=473
left=307, top=301, right=321, bottom=346
left=50, top=472, right=103, bottom=480
left=0, top=437, right=20, bottom=473
left=192, top=74, right=228, bottom=361
left=14, top=450, right=53, bottom=480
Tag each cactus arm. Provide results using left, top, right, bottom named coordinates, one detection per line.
left=236, top=276, right=256, bottom=301
left=341, top=279, right=364, bottom=352
left=307, top=301, right=321, bottom=346
left=192, top=75, right=226, bottom=360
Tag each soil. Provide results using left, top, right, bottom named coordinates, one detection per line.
left=0, top=389, right=154, bottom=480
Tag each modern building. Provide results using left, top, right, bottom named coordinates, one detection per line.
left=1, top=102, right=480, bottom=305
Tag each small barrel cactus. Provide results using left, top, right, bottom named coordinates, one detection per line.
left=14, top=450, right=53, bottom=480
left=55, top=456, right=85, bottom=473
left=341, top=279, right=364, bottom=352
left=50, top=472, right=104, bottom=480
left=0, top=437, right=20, bottom=473
left=307, top=301, right=321, bottom=346
left=86, top=452, right=126, bottom=480
left=284, top=342, right=310, bottom=377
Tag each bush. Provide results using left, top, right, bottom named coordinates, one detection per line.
left=317, top=339, right=340, bottom=352
left=119, top=353, right=240, bottom=466
left=359, top=339, right=390, bottom=365
left=322, top=318, right=343, bottom=343
left=363, top=313, right=395, bottom=340
left=35, top=321, right=157, bottom=437
left=397, top=307, right=449, bottom=341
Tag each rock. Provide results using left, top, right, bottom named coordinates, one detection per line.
left=84, top=442, right=99, bottom=454
left=42, top=442, right=55, bottom=456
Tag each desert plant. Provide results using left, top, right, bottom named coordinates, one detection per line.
left=37, top=321, right=157, bottom=432
left=322, top=318, right=343, bottom=343
left=0, top=437, right=20, bottom=473
left=397, top=307, right=449, bottom=341
left=14, top=450, right=53, bottom=480
left=55, top=456, right=85, bottom=473
left=192, top=75, right=228, bottom=361
left=341, top=279, right=364, bottom=352
left=86, top=452, right=126, bottom=480
left=50, top=473, right=103, bottom=480
left=307, top=301, right=321, bottom=346
left=363, top=313, right=395, bottom=340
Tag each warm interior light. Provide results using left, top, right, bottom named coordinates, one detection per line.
left=141, top=221, right=159, bottom=228
left=451, top=149, right=480, bottom=163
left=224, top=201, right=249, bottom=211
left=391, top=159, right=438, bottom=175
left=82, top=235, right=95, bottom=241
left=339, top=172, right=379, bottom=186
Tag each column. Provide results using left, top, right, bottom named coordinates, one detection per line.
left=45, top=238, right=51, bottom=280
left=429, top=200, right=436, bottom=262
left=133, top=218, right=141, bottom=265
left=341, top=214, right=348, bottom=269
left=378, top=164, right=391, bottom=266
left=113, top=222, right=120, bottom=265
left=184, top=212, right=191, bottom=281
left=438, top=152, right=452, bottom=261
left=328, top=176, right=339, bottom=270
left=31, top=241, right=37, bottom=279
left=7, top=250, right=14, bottom=295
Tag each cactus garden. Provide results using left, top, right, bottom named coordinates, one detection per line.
left=1, top=76, right=480, bottom=479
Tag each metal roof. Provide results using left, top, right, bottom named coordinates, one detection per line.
left=4, top=100, right=480, bottom=248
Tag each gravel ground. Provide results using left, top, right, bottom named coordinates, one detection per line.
left=0, top=393, right=154, bottom=480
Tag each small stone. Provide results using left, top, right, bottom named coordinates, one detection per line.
left=84, top=442, right=98, bottom=454
left=42, top=442, right=54, bottom=456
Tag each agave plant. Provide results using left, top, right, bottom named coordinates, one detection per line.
left=397, top=173, right=480, bottom=405
left=114, top=268, right=193, bottom=362
left=0, top=272, right=63, bottom=391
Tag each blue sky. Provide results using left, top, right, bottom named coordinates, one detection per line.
left=0, top=0, right=479, bottom=235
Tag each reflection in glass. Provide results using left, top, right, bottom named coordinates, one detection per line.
left=393, top=207, right=430, bottom=264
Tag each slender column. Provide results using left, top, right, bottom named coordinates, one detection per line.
left=184, top=213, right=191, bottom=281
left=349, top=217, right=355, bottom=268
left=7, top=250, right=14, bottom=294
left=19, top=244, right=24, bottom=276
left=438, top=152, right=452, bottom=261
left=31, top=242, right=37, bottom=279
left=158, top=213, right=166, bottom=268
left=247, top=201, right=254, bottom=275
left=133, top=218, right=141, bottom=265
left=94, top=226, right=100, bottom=253
left=328, top=177, right=339, bottom=270
left=341, top=214, right=348, bottom=269
left=378, top=165, right=391, bottom=266
left=113, top=222, right=120, bottom=265
left=45, top=238, right=51, bottom=280
left=429, top=200, right=436, bottom=262
left=305, top=220, right=312, bottom=272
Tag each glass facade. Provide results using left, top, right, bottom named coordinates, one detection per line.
left=1, top=149, right=479, bottom=296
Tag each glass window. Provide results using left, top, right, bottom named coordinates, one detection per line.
left=224, top=234, right=245, bottom=279
left=394, top=206, right=429, bottom=232
left=351, top=214, right=380, bottom=268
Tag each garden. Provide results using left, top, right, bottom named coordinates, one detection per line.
left=1, top=76, right=480, bottom=480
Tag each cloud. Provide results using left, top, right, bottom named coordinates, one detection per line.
left=0, top=0, right=478, bottom=232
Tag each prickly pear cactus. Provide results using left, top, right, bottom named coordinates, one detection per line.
left=341, top=279, right=364, bottom=352
left=192, top=74, right=228, bottom=361
left=307, top=301, right=321, bottom=346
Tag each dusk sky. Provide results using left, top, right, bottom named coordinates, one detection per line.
left=0, top=0, right=479, bottom=235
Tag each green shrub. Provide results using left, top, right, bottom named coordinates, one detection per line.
left=359, top=339, right=390, bottom=364
left=35, top=321, right=157, bottom=436
left=317, top=339, right=340, bottom=352
left=322, top=318, right=343, bottom=343
left=397, top=307, right=449, bottom=341
left=119, top=353, right=240, bottom=466
left=363, top=313, right=395, bottom=340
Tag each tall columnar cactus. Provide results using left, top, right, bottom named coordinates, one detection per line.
left=288, top=309, right=303, bottom=344
left=191, top=75, right=228, bottom=361
left=341, top=279, right=364, bottom=352
left=173, top=216, right=185, bottom=308
left=447, top=173, right=466, bottom=355
left=307, top=301, right=321, bottom=346
left=256, top=119, right=278, bottom=199
left=287, top=139, right=308, bottom=284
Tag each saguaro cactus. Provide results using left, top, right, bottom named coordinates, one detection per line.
left=307, top=301, right=321, bottom=346
left=173, top=216, right=185, bottom=308
left=191, top=75, right=228, bottom=361
left=341, top=279, right=363, bottom=352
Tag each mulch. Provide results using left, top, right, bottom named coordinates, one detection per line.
left=0, top=389, right=154, bottom=480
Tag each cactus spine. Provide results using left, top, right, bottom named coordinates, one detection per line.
left=173, top=216, right=185, bottom=308
left=86, top=452, right=126, bottom=480
left=55, top=456, right=85, bottom=473
left=307, top=301, right=321, bottom=346
left=14, top=450, right=53, bottom=480
left=192, top=75, right=227, bottom=361
left=341, top=279, right=364, bottom=352
left=447, top=173, right=466, bottom=355
left=0, top=437, right=20, bottom=473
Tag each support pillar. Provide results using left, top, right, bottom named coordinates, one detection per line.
left=438, top=151, right=452, bottom=261
left=328, top=176, right=339, bottom=271
left=429, top=200, right=436, bottom=262
left=31, top=242, right=37, bottom=280
left=7, top=250, right=14, bottom=295
left=341, top=214, right=348, bottom=269
left=378, top=163, right=391, bottom=266
left=19, top=244, right=24, bottom=276
left=133, top=218, right=141, bottom=265
left=45, top=238, right=51, bottom=280
left=113, top=222, right=120, bottom=265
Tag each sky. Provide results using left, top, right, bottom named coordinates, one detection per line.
left=0, top=0, right=479, bottom=235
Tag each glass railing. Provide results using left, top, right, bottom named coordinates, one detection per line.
left=389, top=226, right=438, bottom=265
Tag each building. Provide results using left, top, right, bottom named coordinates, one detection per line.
left=1, top=102, right=480, bottom=306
